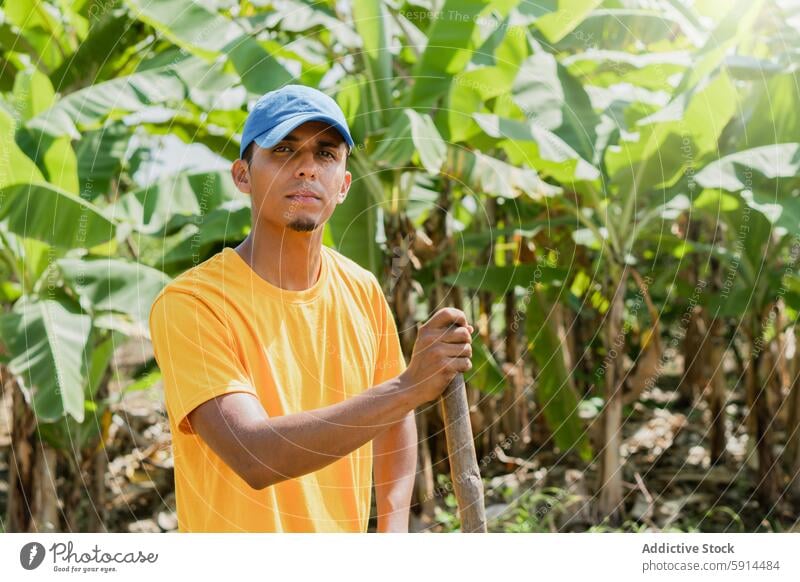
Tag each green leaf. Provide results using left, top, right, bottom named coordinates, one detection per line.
left=464, top=334, right=506, bottom=395
left=443, top=146, right=562, bottom=200
left=740, top=72, right=800, bottom=148
left=26, top=63, right=188, bottom=138
left=124, top=369, right=163, bottom=393
left=40, top=135, right=80, bottom=195
left=524, top=291, right=591, bottom=461
left=121, top=4, right=289, bottom=99
left=124, top=0, right=242, bottom=59
left=352, top=0, right=393, bottom=122
left=443, top=264, right=567, bottom=294
left=0, top=105, right=45, bottom=188
left=692, top=145, right=800, bottom=233
left=474, top=113, right=600, bottom=183
left=605, top=71, right=737, bottom=197
left=409, top=0, right=494, bottom=108
left=446, top=67, right=510, bottom=143
left=674, top=0, right=765, bottom=93
left=0, top=299, right=92, bottom=422
left=638, top=71, right=737, bottom=154
left=156, top=205, right=251, bottom=271
left=511, top=51, right=599, bottom=162
left=443, top=16, right=528, bottom=141
left=695, top=144, right=800, bottom=192
left=112, top=171, right=248, bottom=235
left=75, top=123, right=140, bottom=199
left=257, top=0, right=360, bottom=47
left=327, top=156, right=381, bottom=275
left=25, top=52, right=237, bottom=139
left=740, top=189, right=800, bottom=233
left=562, top=50, right=690, bottom=92
left=86, top=332, right=121, bottom=400
left=49, top=11, right=135, bottom=92
left=4, top=0, right=67, bottom=71
left=534, top=0, right=603, bottom=43
left=371, top=112, right=416, bottom=169
left=224, top=36, right=293, bottom=96
left=406, top=109, right=446, bottom=175
left=0, top=232, right=52, bottom=292
left=11, top=67, right=80, bottom=194
left=58, top=258, right=172, bottom=322
left=12, top=67, right=55, bottom=121
left=553, top=9, right=698, bottom=51
left=0, top=183, right=115, bottom=248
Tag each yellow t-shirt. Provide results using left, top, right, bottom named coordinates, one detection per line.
left=148, top=245, right=407, bottom=532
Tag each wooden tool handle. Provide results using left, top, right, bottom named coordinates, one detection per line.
left=441, top=371, right=487, bottom=532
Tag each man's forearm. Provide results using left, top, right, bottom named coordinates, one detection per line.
left=245, top=375, right=418, bottom=489
left=373, top=410, right=417, bottom=532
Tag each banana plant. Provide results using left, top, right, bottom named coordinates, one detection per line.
left=690, top=144, right=800, bottom=506
left=3, top=0, right=798, bottom=533
left=442, top=0, right=786, bottom=522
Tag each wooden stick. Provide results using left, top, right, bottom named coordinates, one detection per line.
left=441, top=370, right=487, bottom=532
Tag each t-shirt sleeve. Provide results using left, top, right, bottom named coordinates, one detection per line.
left=149, top=290, right=257, bottom=435
left=369, top=276, right=408, bottom=386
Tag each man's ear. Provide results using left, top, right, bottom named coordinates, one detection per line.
left=337, top=170, right=352, bottom=204
left=231, top=159, right=251, bottom=194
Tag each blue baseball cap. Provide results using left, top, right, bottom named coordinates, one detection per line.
left=239, top=84, right=355, bottom=159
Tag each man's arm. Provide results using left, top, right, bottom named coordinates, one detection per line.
left=189, top=374, right=416, bottom=490
left=187, top=308, right=473, bottom=491
left=372, top=411, right=417, bottom=533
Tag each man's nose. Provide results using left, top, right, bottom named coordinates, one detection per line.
left=293, top=150, right=318, bottom=178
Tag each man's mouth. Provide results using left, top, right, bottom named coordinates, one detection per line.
left=286, top=189, right=321, bottom=204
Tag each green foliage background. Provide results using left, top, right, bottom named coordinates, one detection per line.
left=1, top=0, right=799, bottom=532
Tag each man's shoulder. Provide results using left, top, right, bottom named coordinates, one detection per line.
left=150, top=250, right=229, bottom=316
left=323, top=245, right=384, bottom=298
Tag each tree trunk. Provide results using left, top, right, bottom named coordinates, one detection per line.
left=500, top=290, right=518, bottom=441
left=29, top=443, right=59, bottom=532
left=680, top=250, right=705, bottom=405
left=475, top=199, right=499, bottom=457
left=386, top=212, right=418, bottom=358
left=86, top=441, right=109, bottom=532
left=748, top=319, right=781, bottom=508
left=5, top=374, right=60, bottom=532
left=707, top=316, right=728, bottom=463
left=681, top=306, right=707, bottom=405
left=5, top=376, right=35, bottom=532
left=786, top=361, right=800, bottom=501
left=597, top=265, right=629, bottom=525
left=623, top=270, right=662, bottom=406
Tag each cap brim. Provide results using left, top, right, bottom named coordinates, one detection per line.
left=251, top=113, right=354, bottom=153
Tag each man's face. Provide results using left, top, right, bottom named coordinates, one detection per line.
left=232, top=121, right=352, bottom=233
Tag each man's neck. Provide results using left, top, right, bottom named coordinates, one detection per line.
left=234, top=226, right=323, bottom=291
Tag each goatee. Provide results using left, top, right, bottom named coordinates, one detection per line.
left=287, top=219, right=318, bottom=232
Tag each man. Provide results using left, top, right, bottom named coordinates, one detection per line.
left=148, top=84, right=474, bottom=532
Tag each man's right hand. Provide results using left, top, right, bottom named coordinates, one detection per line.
left=399, top=308, right=474, bottom=407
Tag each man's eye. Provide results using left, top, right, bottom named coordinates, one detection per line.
left=274, top=146, right=290, bottom=152
left=320, top=151, right=335, bottom=159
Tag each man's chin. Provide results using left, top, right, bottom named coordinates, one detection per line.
left=286, top=219, right=319, bottom=232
